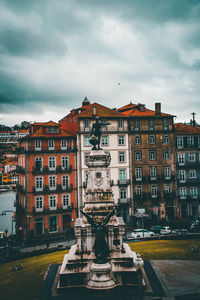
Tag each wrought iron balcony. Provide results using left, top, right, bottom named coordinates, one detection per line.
left=56, top=165, right=72, bottom=173
left=16, top=166, right=25, bottom=174
left=133, top=176, right=146, bottom=183
left=117, top=179, right=130, bottom=186
left=16, top=184, right=25, bottom=193
left=134, top=193, right=147, bottom=202
left=118, top=198, right=130, bottom=205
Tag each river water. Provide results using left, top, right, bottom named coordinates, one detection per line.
left=0, top=191, right=16, bottom=234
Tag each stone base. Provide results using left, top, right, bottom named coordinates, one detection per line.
left=86, top=262, right=116, bottom=290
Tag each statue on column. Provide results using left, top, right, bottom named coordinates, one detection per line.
left=89, top=117, right=110, bottom=150
left=80, top=208, right=116, bottom=263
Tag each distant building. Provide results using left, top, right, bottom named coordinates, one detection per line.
left=16, top=121, right=77, bottom=242
left=174, top=123, right=200, bottom=219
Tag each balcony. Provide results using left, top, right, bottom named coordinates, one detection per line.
left=57, top=184, right=73, bottom=193
left=162, top=175, right=175, bottom=182
left=133, top=176, right=146, bottom=183
left=130, top=124, right=173, bottom=132
left=117, top=179, right=130, bottom=186
left=56, top=165, right=72, bottom=173
left=118, top=198, right=130, bottom=205
left=79, top=125, right=128, bottom=133
left=15, top=146, right=77, bottom=154
left=16, top=184, right=25, bottom=193
left=16, top=166, right=25, bottom=174
left=177, top=178, right=200, bottom=186
left=176, top=161, right=200, bottom=168
left=32, top=204, right=73, bottom=215
left=32, top=166, right=45, bottom=175
left=134, top=193, right=147, bottom=202
left=164, top=191, right=176, bottom=199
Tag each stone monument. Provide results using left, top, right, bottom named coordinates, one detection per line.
left=55, top=117, right=146, bottom=298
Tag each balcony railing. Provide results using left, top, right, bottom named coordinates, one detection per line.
left=130, top=124, right=173, bottom=132
left=16, top=166, right=25, bottom=174
left=117, top=179, right=130, bottom=186
left=79, top=125, right=128, bottom=133
left=133, top=176, right=146, bottom=183
left=118, top=198, right=130, bottom=205
left=32, top=204, right=73, bottom=214
left=134, top=193, right=147, bottom=201
left=56, top=165, right=72, bottom=173
left=14, top=146, right=77, bottom=154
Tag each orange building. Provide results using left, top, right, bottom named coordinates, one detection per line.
left=16, top=121, right=77, bottom=242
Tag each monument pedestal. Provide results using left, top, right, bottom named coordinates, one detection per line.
left=86, top=262, right=116, bottom=290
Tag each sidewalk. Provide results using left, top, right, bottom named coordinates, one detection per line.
left=19, top=238, right=76, bottom=254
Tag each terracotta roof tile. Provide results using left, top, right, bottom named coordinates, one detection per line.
left=77, top=102, right=126, bottom=118
left=175, top=123, right=200, bottom=135
left=118, top=103, right=174, bottom=117
left=33, top=121, right=60, bottom=127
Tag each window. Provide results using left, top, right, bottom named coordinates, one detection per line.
left=149, top=135, right=155, bottom=145
left=49, top=195, right=57, bottom=210
left=84, top=136, right=91, bottom=147
left=35, top=157, right=42, bottom=171
left=102, top=135, right=109, bottom=146
left=35, top=196, right=43, bottom=212
left=164, top=167, right=171, bottom=179
left=48, top=140, right=55, bottom=150
left=163, top=134, right=169, bottom=144
left=119, top=169, right=126, bottom=180
left=135, top=151, right=142, bottom=161
left=62, top=175, right=69, bottom=188
left=135, top=168, right=142, bottom=180
left=177, top=137, right=183, bottom=148
left=120, top=188, right=127, bottom=199
left=189, top=169, right=196, bottom=179
left=189, top=152, right=196, bottom=162
left=61, top=156, right=69, bottom=170
left=136, top=185, right=142, bottom=195
left=62, top=194, right=70, bottom=208
left=35, top=140, right=41, bottom=151
left=151, top=184, right=157, bottom=197
left=149, top=151, right=156, bottom=161
left=84, top=119, right=90, bottom=130
left=47, top=127, right=59, bottom=133
left=179, top=187, right=187, bottom=199
left=188, top=136, right=194, bottom=147
left=177, top=153, right=185, bottom=165
left=190, top=187, right=198, bottom=198
left=61, top=139, right=67, bottom=149
left=150, top=166, right=157, bottom=179
left=118, top=119, right=124, bottom=130
left=164, top=151, right=170, bottom=160
left=163, top=118, right=168, bottom=130
left=118, top=135, right=125, bottom=145
left=134, top=120, right=140, bottom=131
left=134, top=135, right=141, bottom=145
left=35, top=218, right=44, bottom=235
left=165, top=184, right=171, bottom=193
left=179, top=170, right=186, bottom=183
left=119, top=151, right=125, bottom=163
left=198, top=137, right=200, bottom=148
left=35, top=177, right=43, bottom=191
left=149, top=120, right=154, bottom=131
left=49, top=216, right=57, bottom=232
left=48, top=157, right=56, bottom=170
left=49, top=176, right=56, bottom=190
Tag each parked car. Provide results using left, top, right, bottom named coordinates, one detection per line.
left=130, top=229, right=155, bottom=238
left=150, top=225, right=162, bottom=235
left=160, top=226, right=172, bottom=235
left=189, top=223, right=200, bottom=232
left=171, top=228, right=189, bottom=235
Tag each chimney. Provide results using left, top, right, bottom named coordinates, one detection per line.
left=92, top=105, right=96, bottom=116
left=155, top=103, right=161, bottom=115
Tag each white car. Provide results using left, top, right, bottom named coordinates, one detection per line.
left=130, top=229, right=155, bottom=238
left=160, top=226, right=172, bottom=235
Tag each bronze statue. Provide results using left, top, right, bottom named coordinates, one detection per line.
left=90, top=117, right=110, bottom=150
left=80, top=208, right=116, bottom=263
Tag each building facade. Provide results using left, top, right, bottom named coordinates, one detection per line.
left=175, top=123, right=200, bottom=220
left=16, top=121, right=77, bottom=241
left=119, top=102, right=177, bottom=222
left=60, top=99, right=132, bottom=223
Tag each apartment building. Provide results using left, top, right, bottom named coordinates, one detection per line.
left=60, top=98, right=132, bottom=223
left=175, top=123, right=200, bottom=219
left=16, top=121, right=77, bottom=241
left=119, top=102, right=177, bottom=221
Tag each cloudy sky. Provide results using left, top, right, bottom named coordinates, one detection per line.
left=0, top=0, right=200, bottom=126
